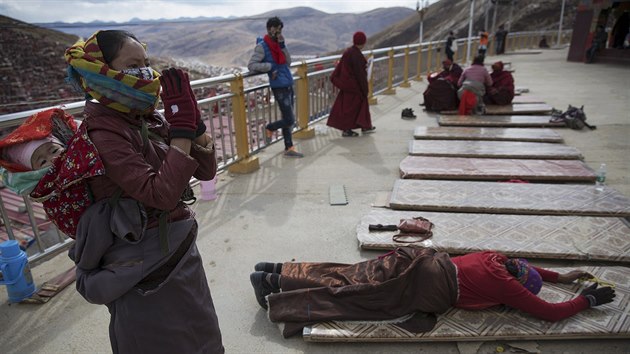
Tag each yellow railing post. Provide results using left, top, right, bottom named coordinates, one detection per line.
left=368, top=53, right=378, bottom=105
left=401, top=47, right=411, bottom=88
left=488, top=37, right=495, bottom=56
left=227, top=74, right=259, bottom=174
left=426, top=43, right=433, bottom=74
left=293, top=61, right=315, bottom=139
left=383, top=48, right=396, bottom=95
left=414, top=44, right=423, bottom=81
left=510, top=35, right=516, bottom=52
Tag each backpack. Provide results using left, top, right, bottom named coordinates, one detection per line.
left=550, top=105, right=596, bottom=130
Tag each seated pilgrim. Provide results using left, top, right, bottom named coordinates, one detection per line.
left=484, top=61, right=515, bottom=105
left=422, top=59, right=462, bottom=112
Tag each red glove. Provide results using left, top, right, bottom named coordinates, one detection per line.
left=186, top=78, right=207, bottom=137
left=159, top=68, right=197, bottom=140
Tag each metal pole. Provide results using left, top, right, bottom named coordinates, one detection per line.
left=557, top=0, right=566, bottom=47
left=492, top=0, right=498, bottom=34
left=420, top=16, right=424, bottom=44
left=484, top=0, right=490, bottom=32
left=508, top=0, right=514, bottom=32
left=467, top=0, right=475, bottom=64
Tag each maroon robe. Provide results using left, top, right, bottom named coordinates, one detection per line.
left=267, top=247, right=458, bottom=337
left=484, top=70, right=515, bottom=105
left=327, top=45, right=372, bottom=130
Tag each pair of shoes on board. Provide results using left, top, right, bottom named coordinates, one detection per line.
left=361, top=126, right=376, bottom=134
left=342, top=130, right=359, bottom=137
left=401, top=108, right=417, bottom=119
left=255, top=262, right=283, bottom=273
left=250, top=271, right=281, bottom=310
left=264, top=128, right=274, bottom=144
left=284, top=146, right=304, bottom=158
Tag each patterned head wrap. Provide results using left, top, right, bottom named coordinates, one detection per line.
left=505, top=258, right=543, bottom=295
left=64, top=31, right=161, bottom=114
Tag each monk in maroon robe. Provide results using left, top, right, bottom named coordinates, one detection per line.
left=327, top=31, right=375, bottom=137
left=484, top=61, right=515, bottom=105
left=423, top=59, right=463, bottom=112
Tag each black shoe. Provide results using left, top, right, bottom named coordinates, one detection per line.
left=250, top=271, right=279, bottom=310
left=361, top=126, right=376, bottom=134
left=254, top=262, right=283, bottom=273
left=402, top=108, right=417, bottom=119
left=342, top=130, right=359, bottom=137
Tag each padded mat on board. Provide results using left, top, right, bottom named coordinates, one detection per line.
left=439, top=115, right=564, bottom=127
left=485, top=103, right=553, bottom=115
left=409, top=140, right=583, bottom=160
left=512, top=95, right=546, bottom=104
left=413, top=126, right=563, bottom=143
left=356, top=208, right=630, bottom=262
left=399, top=156, right=596, bottom=182
left=389, top=179, right=630, bottom=217
left=303, top=266, right=630, bottom=342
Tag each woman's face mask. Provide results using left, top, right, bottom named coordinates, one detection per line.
left=121, top=67, right=154, bottom=81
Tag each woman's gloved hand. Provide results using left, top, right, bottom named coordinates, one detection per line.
left=580, top=283, right=615, bottom=307
left=185, top=78, right=207, bottom=138
left=159, top=68, right=197, bottom=140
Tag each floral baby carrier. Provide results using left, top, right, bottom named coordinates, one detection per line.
left=30, top=122, right=106, bottom=239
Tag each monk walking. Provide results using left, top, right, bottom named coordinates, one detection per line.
left=327, top=31, right=375, bottom=137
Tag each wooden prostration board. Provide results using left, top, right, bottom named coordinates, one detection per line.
left=399, top=156, right=596, bottom=182
left=438, top=115, right=565, bottom=128
left=413, top=126, right=563, bottom=143
left=389, top=179, right=630, bottom=217
left=408, top=140, right=583, bottom=160
left=356, top=208, right=630, bottom=263
left=484, top=103, right=553, bottom=115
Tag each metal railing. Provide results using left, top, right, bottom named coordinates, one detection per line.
left=0, top=29, right=572, bottom=263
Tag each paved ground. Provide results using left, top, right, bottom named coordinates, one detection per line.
left=1, top=48, right=629, bottom=354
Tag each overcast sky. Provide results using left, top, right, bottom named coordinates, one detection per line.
left=0, top=0, right=438, bottom=23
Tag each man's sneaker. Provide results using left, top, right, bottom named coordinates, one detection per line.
left=284, top=147, right=304, bottom=158
left=250, top=271, right=279, bottom=309
left=264, top=128, right=274, bottom=144
left=255, top=262, right=283, bottom=273
left=361, top=126, right=376, bottom=134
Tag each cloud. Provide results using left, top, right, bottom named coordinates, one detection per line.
left=0, top=0, right=420, bottom=23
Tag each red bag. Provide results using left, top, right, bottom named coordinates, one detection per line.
left=393, top=217, right=434, bottom=243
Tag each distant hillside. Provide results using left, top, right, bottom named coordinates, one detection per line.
left=369, top=0, right=578, bottom=50
left=39, top=6, right=416, bottom=68
left=0, top=15, right=81, bottom=114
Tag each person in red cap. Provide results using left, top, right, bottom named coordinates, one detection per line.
left=484, top=61, right=515, bottom=105
left=327, top=31, right=375, bottom=137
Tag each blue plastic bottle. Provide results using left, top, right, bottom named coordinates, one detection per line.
left=0, top=240, right=36, bottom=303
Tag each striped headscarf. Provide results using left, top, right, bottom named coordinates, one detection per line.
left=505, top=258, right=543, bottom=295
left=65, top=31, right=161, bottom=114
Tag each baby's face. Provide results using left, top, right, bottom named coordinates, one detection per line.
left=31, top=142, right=64, bottom=170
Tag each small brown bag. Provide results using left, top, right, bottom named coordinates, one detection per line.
left=393, top=217, right=434, bottom=243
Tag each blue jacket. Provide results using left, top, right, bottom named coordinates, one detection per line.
left=248, top=37, right=294, bottom=89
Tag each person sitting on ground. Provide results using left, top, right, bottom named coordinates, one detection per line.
left=422, top=59, right=462, bottom=112
left=484, top=61, right=515, bottom=105
left=249, top=247, right=615, bottom=338
left=327, top=31, right=375, bottom=137
left=427, top=59, right=462, bottom=85
left=457, top=55, right=493, bottom=115
left=539, top=35, right=550, bottom=48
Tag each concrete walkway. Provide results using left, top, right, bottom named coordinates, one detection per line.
left=1, top=48, right=629, bottom=354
